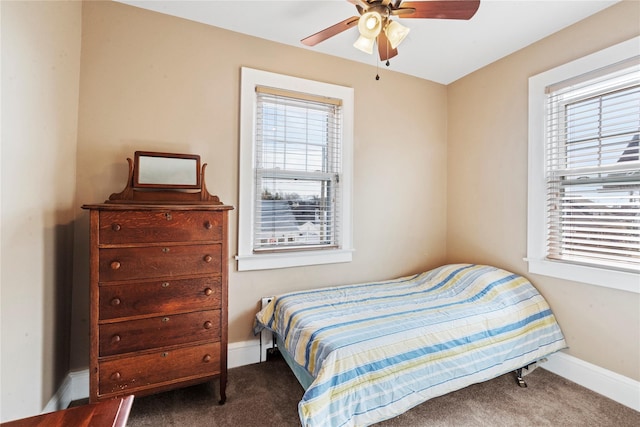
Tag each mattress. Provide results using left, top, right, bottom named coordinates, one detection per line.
left=255, top=264, right=567, bottom=427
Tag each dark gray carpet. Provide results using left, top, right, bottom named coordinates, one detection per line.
left=126, top=354, right=639, bottom=426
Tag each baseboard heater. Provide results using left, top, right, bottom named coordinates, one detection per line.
left=260, top=297, right=277, bottom=362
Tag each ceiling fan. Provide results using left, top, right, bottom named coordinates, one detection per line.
left=301, top=1, right=481, bottom=62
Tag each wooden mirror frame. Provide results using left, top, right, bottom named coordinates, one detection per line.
left=133, top=151, right=201, bottom=189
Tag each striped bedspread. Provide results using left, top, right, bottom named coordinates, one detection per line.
left=255, top=264, right=567, bottom=427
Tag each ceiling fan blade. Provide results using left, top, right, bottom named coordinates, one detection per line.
left=377, top=31, right=398, bottom=61
left=396, top=1, right=480, bottom=20
left=301, top=16, right=360, bottom=46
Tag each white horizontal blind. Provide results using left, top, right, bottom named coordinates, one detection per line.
left=545, top=58, right=640, bottom=272
left=253, top=86, right=342, bottom=252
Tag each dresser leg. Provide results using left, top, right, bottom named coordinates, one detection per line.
left=218, top=376, right=227, bottom=404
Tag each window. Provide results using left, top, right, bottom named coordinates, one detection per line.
left=237, top=68, right=354, bottom=271
left=528, top=37, right=640, bottom=293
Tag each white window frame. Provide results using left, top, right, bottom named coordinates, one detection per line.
left=527, top=36, right=640, bottom=294
left=237, top=67, right=354, bottom=271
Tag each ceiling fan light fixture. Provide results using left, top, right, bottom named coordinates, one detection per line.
left=385, top=20, right=410, bottom=49
left=353, top=34, right=375, bottom=54
left=358, top=11, right=383, bottom=39
left=301, top=0, right=480, bottom=62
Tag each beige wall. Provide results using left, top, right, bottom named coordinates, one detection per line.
left=447, top=0, right=640, bottom=381
left=0, top=0, right=82, bottom=422
left=71, top=1, right=448, bottom=368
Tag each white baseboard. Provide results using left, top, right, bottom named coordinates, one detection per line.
left=228, top=339, right=261, bottom=369
left=42, top=369, right=89, bottom=413
left=47, top=346, right=639, bottom=414
left=542, top=352, right=640, bottom=411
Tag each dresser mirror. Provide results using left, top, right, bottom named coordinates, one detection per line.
left=107, top=151, right=220, bottom=204
left=134, top=151, right=201, bottom=189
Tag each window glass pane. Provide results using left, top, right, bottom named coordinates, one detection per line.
left=565, top=85, right=640, bottom=168
left=258, top=104, right=337, bottom=173
left=256, top=177, right=335, bottom=249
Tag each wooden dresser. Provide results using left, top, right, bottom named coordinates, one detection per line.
left=82, top=152, right=233, bottom=404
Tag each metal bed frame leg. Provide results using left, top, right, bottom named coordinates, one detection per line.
left=514, top=359, right=547, bottom=388
left=515, top=367, right=528, bottom=388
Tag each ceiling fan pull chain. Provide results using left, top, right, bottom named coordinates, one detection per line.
left=375, top=42, right=380, bottom=80
left=386, top=40, right=390, bottom=67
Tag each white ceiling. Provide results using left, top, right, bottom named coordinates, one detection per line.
left=117, top=0, right=619, bottom=84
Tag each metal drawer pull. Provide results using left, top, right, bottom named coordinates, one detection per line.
left=162, top=352, right=169, bottom=357
left=203, top=354, right=211, bottom=363
left=162, top=247, right=170, bottom=253
left=162, top=282, right=170, bottom=288
left=204, top=288, right=213, bottom=296
left=162, top=317, right=170, bottom=323
left=110, top=298, right=121, bottom=306
left=165, top=213, right=172, bottom=220
left=204, top=220, right=213, bottom=229
left=111, top=223, right=121, bottom=231
left=110, top=261, right=121, bottom=270
left=203, top=321, right=213, bottom=329
left=203, top=255, right=212, bottom=263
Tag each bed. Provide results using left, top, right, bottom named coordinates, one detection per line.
left=254, top=264, right=567, bottom=427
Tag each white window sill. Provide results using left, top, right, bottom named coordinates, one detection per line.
left=526, top=258, right=639, bottom=294
left=236, top=249, right=354, bottom=271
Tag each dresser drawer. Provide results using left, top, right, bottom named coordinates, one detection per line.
left=99, top=277, right=221, bottom=320
left=99, top=244, right=221, bottom=282
left=99, top=210, right=223, bottom=244
left=98, top=342, right=221, bottom=396
left=99, top=310, right=221, bottom=356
